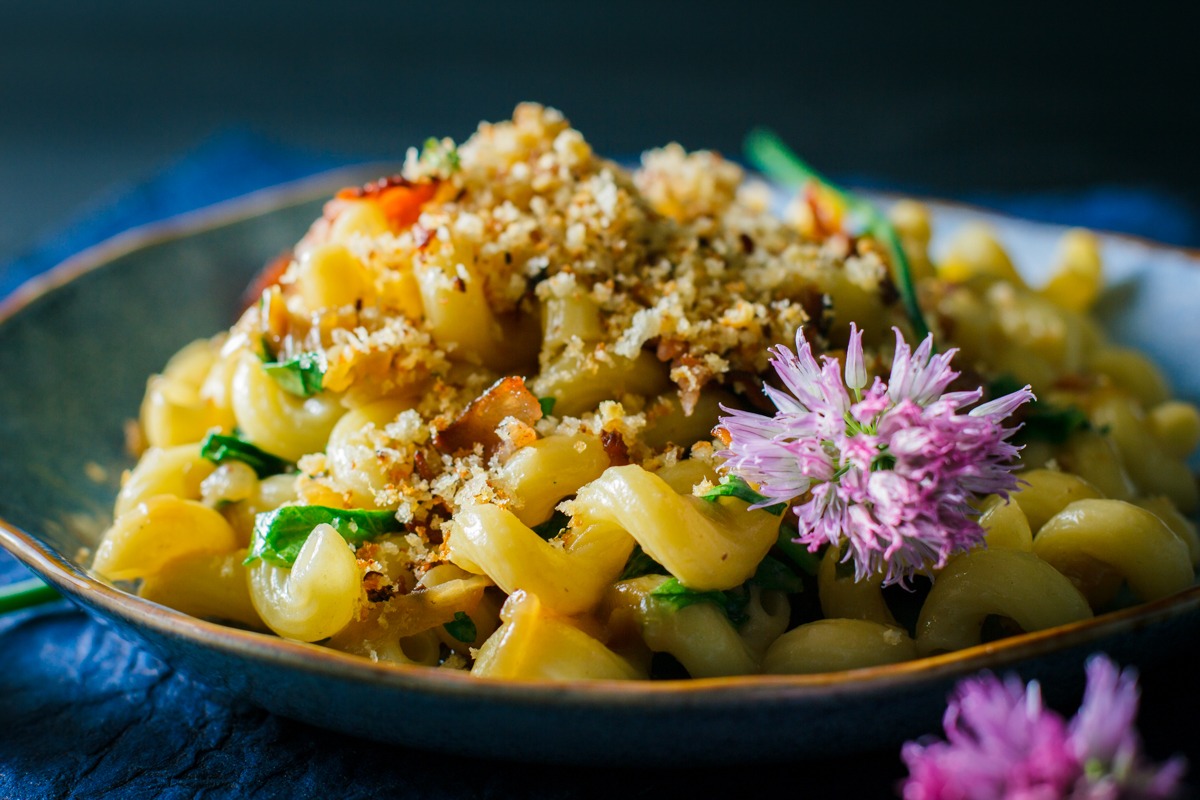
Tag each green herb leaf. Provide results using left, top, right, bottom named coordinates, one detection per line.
left=750, top=555, right=805, bottom=593
left=834, top=554, right=858, bottom=581
left=531, top=509, right=570, bottom=540
left=262, top=352, right=325, bottom=397
left=619, top=544, right=667, bottom=580
left=245, top=506, right=403, bottom=566
left=538, top=396, right=557, bottom=417
left=1020, top=405, right=1091, bottom=444
left=422, top=137, right=461, bottom=174
left=0, top=577, right=60, bottom=615
left=699, top=475, right=786, bottom=515
left=743, top=128, right=930, bottom=341
left=989, top=375, right=1090, bottom=445
left=443, top=611, right=477, bottom=643
left=701, top=478, right=813, bottom=577
left=200, top=431, right=293, bottom=478
left=649, top=578, right=750, bottom=627
left=773, top=526, right=822, bottom=576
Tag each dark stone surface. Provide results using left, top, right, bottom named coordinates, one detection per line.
left=2, top=1, right=1197, bottom=260
left=3, top=549, right=1197, bottom=797
left=1, top=563, right=913, bottom=799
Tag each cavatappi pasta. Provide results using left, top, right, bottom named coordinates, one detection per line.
left=93, top=104, right=1199, bottom=680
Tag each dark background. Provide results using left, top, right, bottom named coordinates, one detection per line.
left=2, top=1, right=1198, bottom=262
left=2, top=2, right=1198, bottom=796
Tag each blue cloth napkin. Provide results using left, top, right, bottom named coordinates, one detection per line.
left=1, top=135, right=1197, bottom=799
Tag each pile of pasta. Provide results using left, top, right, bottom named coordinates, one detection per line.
left=91, top=104, right=1200, bottom=680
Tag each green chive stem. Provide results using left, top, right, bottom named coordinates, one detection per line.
left=743, top=128, right=931, bottom=341
left=0, top=577, right=61, bottom=615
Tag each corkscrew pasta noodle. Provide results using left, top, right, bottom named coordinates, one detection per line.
left=617, top=575, right=762, bottom=679
left=138, top=550, right=264, bottom=631
left=113, top=444, right=217, bottom=518
left=915, top=549, right=1094, bottom=656
left=247, top=523, right=361, bottom=642
left=763, top=620, right=917, bottom=675
left=94, top=496, right=238, bottom=582
left=91, top=104, right=1199, bottom=680
left=472, top=590, right=643, bottom=681
left=447, top=503, right=634, bottom=616
left=816, top=547, right=897, bottom=626
left=231, top=351, right=345, bottom=462
left=1032, top=499, right=1193, bottom=604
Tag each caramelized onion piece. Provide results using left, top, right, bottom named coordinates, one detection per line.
left=600, top=430, right=630, bottom=466
left=434, top=376, right=542, bottom=460
left=336, top=176, right=440, bottom=229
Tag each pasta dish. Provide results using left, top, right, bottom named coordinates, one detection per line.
left=90, top=104, right=1199, bottom=680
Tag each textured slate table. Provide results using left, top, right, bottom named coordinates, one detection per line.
left=1, top=136, right=1197, bottom=799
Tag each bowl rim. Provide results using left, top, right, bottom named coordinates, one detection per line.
left=6, top=506, right=1200, bottom=706
left=2, top=167, right=1199, bottom=709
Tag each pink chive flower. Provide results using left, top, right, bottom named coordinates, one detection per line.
left=900, top=654, right=1187, bottom=799
left=717, top=324, right=1033, bottom=586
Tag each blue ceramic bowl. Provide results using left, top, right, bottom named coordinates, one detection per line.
left=2, top=171, right=1198, bottom=765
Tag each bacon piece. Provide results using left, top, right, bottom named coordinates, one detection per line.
left=412, top=450, right=437, bottom=481
left=601, top=430, right=630, bottom=466
left=712, top=426, right=732, bottom=448
left=655, top=337, right=686, bottom=362
left=363, top=571, right=399, bottom=603
left=336, top=176, right=440, bottom=229
left=433, top=376, right=543, bottom=460
left=805, top=184, right=842, bottom=240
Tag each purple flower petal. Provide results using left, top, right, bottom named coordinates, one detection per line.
left=845, top=321, right=867, bottom=391
left=718, top=325, right=1032, bottom=586
left=901, top=672, right=1079, bottom=799
left=901, top=656, right=1187, bottom=799
left=1071, top=655, right=1142, bottom=765
left=1067, top=655, right=1187, bottom=799
left=972, top=385, right=1037, bottom=419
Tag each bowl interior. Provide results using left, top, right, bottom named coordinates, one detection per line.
left=1, top=183, right=1198, bottom=764
left=0, top=194, right=326, bottom=560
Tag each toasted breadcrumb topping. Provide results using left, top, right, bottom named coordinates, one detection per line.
left=228, top=103, right=909, bottom=569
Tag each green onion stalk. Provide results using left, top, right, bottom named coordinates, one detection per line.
left=0, top=577, right=60, bottom=614
left=743, top=128, right=930, bottom=341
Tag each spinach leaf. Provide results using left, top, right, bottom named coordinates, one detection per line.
left=1021, top=405, right=1091, bottom=444
left=989, top=375, right=1090, bottom=444
left=701, top=477, right=819, bottom=576
left=245, top=506, right=403, bottom=566
left=200, top=431, right=292, bottom=478
left=649, top=578, right=750, bottom=627
left=773, top=528, right=822, bottom=577
left=744, top=128, right=930, bottom=341
left=698, top=475, right=786, bottom=515
left=537, top=396, right=557, bottom=416
left=619, top=544, right=667, bottom=581
left=262, top=351, right=325, bottom=397
left=443, top=611, right=477, bottom=643
left=531, top=510, right=570, bottom=540
left=750, top=555, right=805, bottom=593
left=422, top=137, right=461, bottom=174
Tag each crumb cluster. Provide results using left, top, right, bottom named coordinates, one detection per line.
left=230, top=103, right=908, bottom=566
